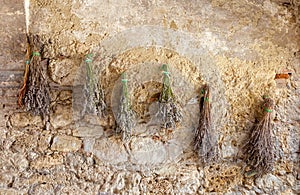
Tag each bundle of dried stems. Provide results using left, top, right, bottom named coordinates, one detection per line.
left=116, top=72, right=135, bottom=142
left=158, top=64, right=182, bottom=129
left=194, top=84, right=217, bottom=164
left=243, top=96, right=276, bottom=177
left=18, top=35, right=50, bottom=129
left=84, top=53, right=106, bottom=117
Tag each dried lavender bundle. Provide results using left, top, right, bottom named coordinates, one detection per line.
left=19, top=35, right=50, bottom=129
left=194, top=85, right=217, bottom=164
left=158, top=64, right=182, bottom=129
left=243, top=96, right=276, bottom=177
left=84, top=53, right=106, bottom=117
left=116, top=73, right=135, bottom=141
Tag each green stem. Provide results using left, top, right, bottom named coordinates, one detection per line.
left=161, top=64, right=173, bottom=102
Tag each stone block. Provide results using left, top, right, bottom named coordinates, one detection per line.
left=49, top=58, right=79, bottom=85
left=92, top=138, right=128, bottom=164
left=73, top=125, right=103, bottom=138
left=130, top=137, right=166, bottom=165
left=30, top=154, right=64, bottom=169
left=10, top=112, right=42, bottom=128
left=50, top=104, right=73, bottom=129
left=51, top=135, right=82, bottom=152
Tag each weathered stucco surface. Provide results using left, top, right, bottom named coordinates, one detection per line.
left=0, top=0, right=299, bottom=194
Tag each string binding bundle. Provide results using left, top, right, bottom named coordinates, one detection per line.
left=243, top=95, right=276, bottom=177
left=194, top=84, right=218, bottom=164
left=18, top=35, right=50, bottom=130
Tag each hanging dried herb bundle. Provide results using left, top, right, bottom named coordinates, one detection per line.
left=157, top=64, right=182, bottom=129
left=84, top=53, right=106, bottom=117
left=116, top=73, right=135, bottom=141
left=194, top=85, right=217, bottom=164
left=18, top=35, right=50, bottom=129
left=243, top=96, right=276, bottom=177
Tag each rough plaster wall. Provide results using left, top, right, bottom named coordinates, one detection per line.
left=0, top=0, right=299, bottom=194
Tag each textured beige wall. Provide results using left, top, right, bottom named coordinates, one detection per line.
left=0, top=0, right=299, bottom=194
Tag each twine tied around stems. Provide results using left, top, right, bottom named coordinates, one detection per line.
left=32, top=52, right=40, bottom=56
left=85, top=53, right=93, bottom=63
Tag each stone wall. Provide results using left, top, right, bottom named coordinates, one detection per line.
left=0, top=0, right=299, bottom=194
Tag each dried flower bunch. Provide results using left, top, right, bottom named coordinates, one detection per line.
left=194, top=84, right=217, bottom=164
left=157, top=64, right=182, bottom=129
left=18, top=35, right=50, bottom=130
left=243, top=96, right=276, bottom=177
left=116, top=72, right=135, bottom=142
left=84, top=53, right=106, bottom=117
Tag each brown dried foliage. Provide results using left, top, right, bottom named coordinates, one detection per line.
left=19, top=35, right=50, bottom=129
left=243, top=96, right=276, bottom=177
left=18, top=36, right=31, bottom=107
left=194, top=85, right=217, bottom=164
